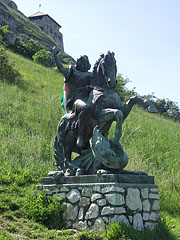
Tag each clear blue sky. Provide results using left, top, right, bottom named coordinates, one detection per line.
left=14, top=0, right=180, bottom=106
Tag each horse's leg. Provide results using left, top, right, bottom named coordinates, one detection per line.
left=98, top=108, right=123, bottom=143
left=122, top=96, right=158, bottom=121
left=54, top=136, right=65, bottom=171
left=74, top=99, right=92, bottom=148
left=63, top=131, right=80, bottom=170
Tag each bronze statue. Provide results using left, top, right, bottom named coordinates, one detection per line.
left=53, top=49, right=158, bottom=177
left=53, top=47, right=93, bottom=149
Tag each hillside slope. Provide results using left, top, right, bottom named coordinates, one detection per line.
left=0, top=50, right=180, bottom=239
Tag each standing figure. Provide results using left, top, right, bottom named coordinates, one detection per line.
left=53, top=47, right=93, bottom=148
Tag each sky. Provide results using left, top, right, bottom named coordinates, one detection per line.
left=14, top=0, right=180, bottom=106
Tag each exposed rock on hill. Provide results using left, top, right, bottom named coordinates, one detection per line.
left=0, top=0, right=75, bottom=65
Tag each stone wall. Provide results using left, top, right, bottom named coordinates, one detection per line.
left=37, top=174, right=160, bottom=231
left=29, top=15, right=64, bottom=50
left=1, top=0, right=27, bottom=18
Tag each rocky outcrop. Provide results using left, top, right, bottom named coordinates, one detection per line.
left=0, top=0, right=53, bottom=46
left=1, top=0, right=26, bottom=17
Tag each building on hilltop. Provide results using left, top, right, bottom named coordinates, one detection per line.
left=29, top=11, right=64, bottom=50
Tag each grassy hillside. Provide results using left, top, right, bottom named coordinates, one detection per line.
left=0, top=50, right=180, bottom=239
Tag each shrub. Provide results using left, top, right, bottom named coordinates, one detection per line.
left=0, top=45, right=23, bottom=84
left=106, top=222, right=131, bottom=240
left=116, top=74, right=135, bottom=103
left=33, top=49, right=51, bottom=66
left=9, top=38, right=46, bottom=59
left=0, top=25, right=8, bottom=44
left=23, top=191, right=66, bottom=229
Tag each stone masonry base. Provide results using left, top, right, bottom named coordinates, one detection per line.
left=37, top=174, right=160, bottom=231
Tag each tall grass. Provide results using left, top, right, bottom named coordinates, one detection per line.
left=118, top=108, right=180, bottom=216
left=0, top=50, right=64, bottom=183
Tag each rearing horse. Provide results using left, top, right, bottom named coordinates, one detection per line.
left=54, top=51, right=157, bottom=175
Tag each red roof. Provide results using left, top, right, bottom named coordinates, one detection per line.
left=29, top=11, right=47, bottom=17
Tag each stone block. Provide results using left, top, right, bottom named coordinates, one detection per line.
left=126, top=188, right=142, bottom=211
left=93, top=185, right=101, bottom=193
left=82, top=187, right=93, bottom=197
left=149, top=193, right=160, bottom=199
left=150, top=188, right=158, bottom=193
left=114, top=207, right=126, bottom=214
left=152, top=200, right=160, bottom=211
left=78, top=207, right=84, bottom=220
left=105, top=193, right=125, bottom=206
left=149, top=212, right=160, bottom=221
left=73, top=221, right=88, bottom=230
left=143, top=212, right=149, bottom=221
left=91, top=193, right=102, bottom=202
left=142, top=199, right=150, bottom=212
left=66, top=189, right=81, bottom=203
left=101, top=206, right=114, bottom=215
left=112, top=215, right=130, bottom=226
left=79, top=197, right=90, bottom=207
left=141, top=188, right=149, bottom=199
left=101, top=186, right=125, bottom=194
left=63, top=203, right=78, bottom=221
left=60, top=187, right=70, bottom=192
left=93, top=217, right=106, bottom=230
left=85, top=203, right=99, bottom=220
left=97, top=198, right=106, bottom=206
left=133, top=213, right=144, bottom=231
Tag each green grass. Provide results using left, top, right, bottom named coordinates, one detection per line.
left=0, top=50, right=180, bottom=239
left=119, top=107, right=180, bottom=219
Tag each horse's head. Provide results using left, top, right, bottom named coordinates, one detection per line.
left=93, top=51, right=117, bottom=89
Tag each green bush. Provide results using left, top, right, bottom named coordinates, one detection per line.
left=33, top=49, right=50, bottom=66
left=0, top=45, right=23, bottom=84
left=116, top=74, right=136, bottom=103
left=23, top=191, right=66, bottom=229
left=9, top=38, right=46, bottom=59
left=0, top=25, right=8, bottom=44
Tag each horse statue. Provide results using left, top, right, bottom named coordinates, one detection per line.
left=53, top=51, right=158, bottom=176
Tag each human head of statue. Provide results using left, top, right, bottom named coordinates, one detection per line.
left=76, top=55, right=91, bottom=72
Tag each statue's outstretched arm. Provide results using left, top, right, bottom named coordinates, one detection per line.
left=52, top=46, right=69, bottom=77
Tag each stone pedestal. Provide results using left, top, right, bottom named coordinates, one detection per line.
left=37, top=174, right=160, bottom=231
